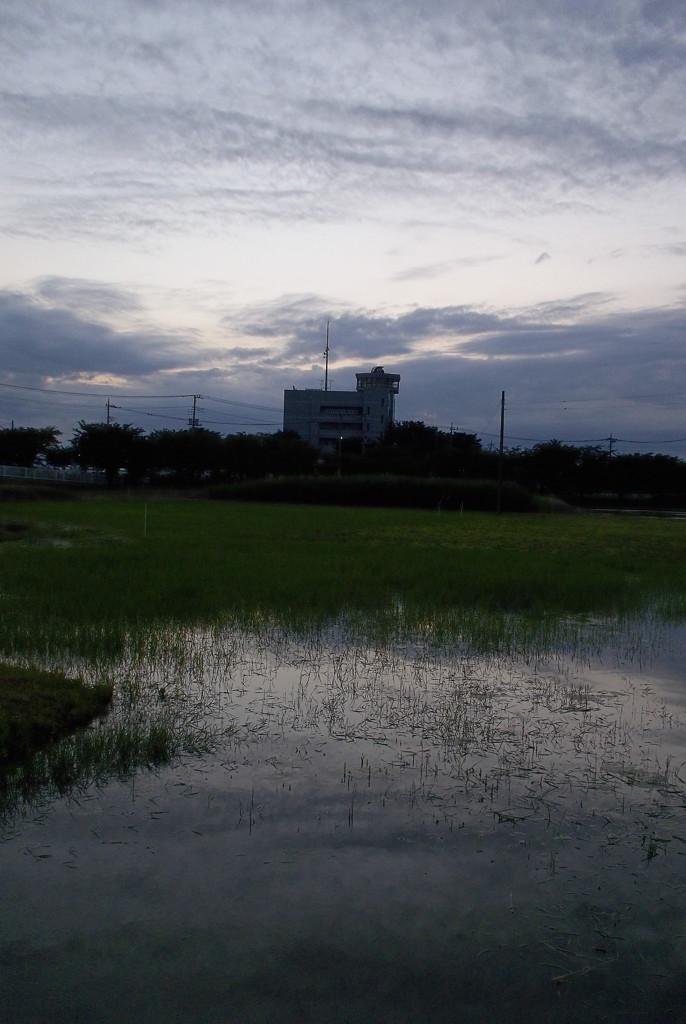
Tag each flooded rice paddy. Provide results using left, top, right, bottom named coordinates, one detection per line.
left=2, top=618, right=686, bottom=1022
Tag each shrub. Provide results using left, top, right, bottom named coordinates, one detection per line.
left=210, top=474, right=537, bottom=512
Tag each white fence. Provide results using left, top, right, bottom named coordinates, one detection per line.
left=0, top=464, right=104, bottom=485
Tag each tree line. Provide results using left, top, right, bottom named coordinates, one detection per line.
left=1, top=421, right=685, bottom=504
left=0, top=423, right=318, bottom=487
left=367, top=423, right=686, bottom=504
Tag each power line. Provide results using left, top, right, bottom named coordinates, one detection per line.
left=476, top=430, right=686, bottom=447
left=2, top=378, right=684, bottom=450
left=110, top=403, right=281, bottom=429
left=0, top=380, right=281, bottom=412
left=0, top=381, right=199, bottom=400
left=201, top=418, right=281, bottom=428
left=506, top=390, right=684, bottom=409
left=478, top=431, right=611, bottom=444
left=113, top=405, right=191, bottom=423
left=607, top=436, right=686, bottom=446
left=202, top=394, right=282, bottom=412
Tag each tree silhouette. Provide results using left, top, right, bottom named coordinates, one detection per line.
left=0, top=426, right=61, bottom=467
left=71, top=421, right=146, bottom=487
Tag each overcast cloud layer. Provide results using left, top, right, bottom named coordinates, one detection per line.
left=1, top=0, right=685, bottom=454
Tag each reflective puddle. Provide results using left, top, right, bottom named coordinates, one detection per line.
left=2, top=620, right=686, bottom=1022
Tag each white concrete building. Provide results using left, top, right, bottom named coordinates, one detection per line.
left=283, top=366, right=401, bottom=450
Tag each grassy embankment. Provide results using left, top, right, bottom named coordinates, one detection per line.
left=209, top=473, right=541, bottom=512
left=1, top=496, right=685, bottom=790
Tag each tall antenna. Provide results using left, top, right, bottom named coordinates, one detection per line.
left=324, top=320, right=330, bottom=392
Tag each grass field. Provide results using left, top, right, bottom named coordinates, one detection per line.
left=2, top=498, right=685, bottom=641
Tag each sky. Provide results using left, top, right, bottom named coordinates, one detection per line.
left=1, top=0, right=685, bottom=456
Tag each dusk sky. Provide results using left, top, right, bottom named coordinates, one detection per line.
left=2, top=0, right=685, bottom=455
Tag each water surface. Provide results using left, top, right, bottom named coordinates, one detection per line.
left=2, top=620, right=686, bottom=1022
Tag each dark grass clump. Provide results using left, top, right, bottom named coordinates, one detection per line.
left=210, top=474, right=539, bottom=512
left=0, top=664, right=112, bottom=766
left=0, top=519, right=31, bottom=542
left=0, top=481, right=78, bottom=501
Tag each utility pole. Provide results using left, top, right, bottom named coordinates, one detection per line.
left=337, top=412, right=342, bottom=476
left=608, top=434, right=616, bottom=456
left=188, top=394, right=200, bottom=429
left=497, top=390, right=505, bottom=513
left=324, top=321, right=330, bottom=392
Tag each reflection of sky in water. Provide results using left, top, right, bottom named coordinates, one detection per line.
left=2, top=621, right=686, bottom=1022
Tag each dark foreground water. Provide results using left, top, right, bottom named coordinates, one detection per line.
left=2, top=620, right=686, bottom=1023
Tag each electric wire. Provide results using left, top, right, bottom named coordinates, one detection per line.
left=1, top=378, right=684, bottom=451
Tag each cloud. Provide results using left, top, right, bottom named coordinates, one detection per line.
left=3, top=0, right=686, bottom=243
left=392, top=254, right=504, bottom=283
left=0, top=287, right=186, bottom=381
left=0, top=2, right=684, bottom=455
left=32, top=277, right=145, bottom=322
left=2, top=280, right=684, bottom=455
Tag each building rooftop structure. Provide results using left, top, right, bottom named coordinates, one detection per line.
left=283, top=366, right=401, bottom=451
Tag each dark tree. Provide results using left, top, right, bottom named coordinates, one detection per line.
left=573, top=446, right=612, bottom=497
left=223, top=433, right=269, bottom=480
left=512, top=440, right=581, bottom=496
left=0, top=426, right=61, bottom=467
left=261, top=431, right=319, bottom=476
left=383, top=421, right=441, bottom=452
left=506, top=442, right=686, bottom=504
left=606, top=452, right=686, bottom=503
left=44, top=444, right=76, bottom=469
left=148, top=428, right=224, bottom=483
left=356, top=421, right=485, bottom=478
left=71, top=421, right=146, bottom=487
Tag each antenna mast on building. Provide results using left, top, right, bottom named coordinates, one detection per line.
left=324, top=321, right=330, bottom=392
